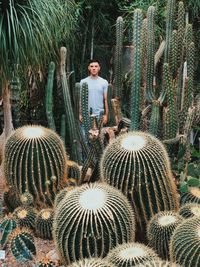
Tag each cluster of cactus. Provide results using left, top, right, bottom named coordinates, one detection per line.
left=3, top=125, right=68, bottom=208
left=106, top=242, right=159, bottom=266
left=0, top=216, right=17, bottom=247
left=101, top=131, right=179, bottom=239
left=179, top=202, right=200, bottom=218
left=147, top=211, right=183, bottom=259
left=170, top=216, right=200, bottom=266
left=13, top=206, right=37, bottom=229
left=53, top=182, right=135, bottom=265
left=9, top=227, right=36, bottom=261
left=68, top=258, right=115, bottom=267
left=35, top=208, right=54, bottom=240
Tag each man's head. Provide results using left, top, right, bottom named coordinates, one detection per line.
left=88, top=59, right=101, bottom=77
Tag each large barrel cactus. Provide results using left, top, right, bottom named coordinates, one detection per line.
left=53, top=182, right=135, bottom=265
left=106, top=242, right=159, bottom=266
left=67, top=258, right=115, bottom=267
left=100, top=131, right=179, bottom=238
left=170, top=216, right=200, bottom=266
left=180, top=187, right=200, bottom=204
left=4, top=125, right=68, bottom=208
left=179, top=203, right=200, bottom=218
left=136, top=260, right=180, bottom=266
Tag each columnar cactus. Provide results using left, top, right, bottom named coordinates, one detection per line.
left=180, top=187, right=200, bottom=204
left=4, top=125, right=68, bottom=208
left=147, top=211, right=183, bottom=260
left=170, top=216, right=200, bottom=266
left=100, top=131, right=179, bottom=238
left=9, top=228, right=36, bottom=261
left=35, top=208, right=54, bottom=240
left=0, top=216, right=17, bottom=247
left=53, top=182, right=135, bottom=265
left=136, top=260, right=180, bottom=266
left=67, top=258, right=115, bottom=267
left=106, top=242, right=159, bottom=266
left=13, top=206, right=37, bottom=229
left=179, top=203, right=200, bottom=218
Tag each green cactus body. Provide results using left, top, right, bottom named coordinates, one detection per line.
left=147, top=211, right=183, bottom=260
left=4, top=125, right=68, bottom=208
left=35, top=208, right=54, bottom=240
left=163, top=63, right=178, bottom=139
left=179, top=203, right=200, bottom=218
left=106, top=242, right=159, bottom=266
left=53, top=182, right=135, bottom=265
left=100, top=131, right=179, bottom=239
left=0, top=216, right=17, bottom=247
left=146, top=6, right=155, bottom=101
left=149, top=100, right=160, bottom=137
left=67, top=160, right=81, bottom=181
left=169, top=30, right=178, bottom=78
left=170, top=216, right=200, bottom=266
left=9, top=228, right=36, bottom=262
left=107, top=84, right=115, bottom=126
left=60, top=114, right=66, bottom=146
left=114, top=16, right=124, bottom=99
left=81, top=82, right=91, bottom=141
left=74, top=82, right=81, bottom=120
left=36, top=256, right=56, bottom=267
left=180, top=187, right=200, bottom=205
left=54, top=186, right=75, bottom=207
left=136, top=260, right=180, bottom=266
left=20, top=192, right=34, bottom=206
left=67, top=258, right=115, bottom=267
left=141, top=18, right=147, bottom=88
left=130, top=9, right=143, bottom=130
left=13, top=206, right=37, bottom=229
left=186, top=42, right=195, bottom=106
left=177, top=1, right=185, bottom=66
left=45, top=61, right=56, bottom=131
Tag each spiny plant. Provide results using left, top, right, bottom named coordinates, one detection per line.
left=53, top=182, right=135, bottom=265
left=9, top=227, right=36, bottom=262
left=35, top=208, right=54, bottom=240
left=170, top=216, right=200, bottom=266
left=54, top=186, right=76, bottom=207
left=100, top=131, right=179, bottom=239
left=147, top=211, right=183, bottom=260
left=13, top=206, right=37, bottom=229
left=180, top=187, right=200, bottom=204
left=106, top=242, right=159, bottom=266
left=20, top=192, right=34, bottom=206
left=179, top=202, right=200, bottom=218
left=0, top=215, right=17, bottom=248
left=135, top=260, right=180, bottom=266
left=67, top=160, right=81, bottom=181
left=67, top=258, right=115, bottom=267
left=3, top=125, right=68, bottom=208
left=36, top=256, right=56, bottom=267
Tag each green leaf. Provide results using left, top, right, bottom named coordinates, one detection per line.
left=179, top=182, right=188, bottom=193
left=187, top=177, right=200, bottom=187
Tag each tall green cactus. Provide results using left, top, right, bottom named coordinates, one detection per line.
left=100, top=131, right=179, bottom=240
left=114, top=16, right=124, bottom=99
left=45, top=61, right=56, bottom=131
left=106, top=242, right=159, bottom=266
left=53, top=182, right=135, bottom=265
left=169, top=30, right=178, bottom=78
left=177, top=1, right=185, bottom=66
left=4, top=125, right=68, bottom=208
left=9, top=228, right=36, bottom=262
left=60, top=46, right=80, bottom=163
left=130, top=9, right=143, bottom=130
left=170, top=216, right=200, bottom=266
left=149, top=100, right=160, bottom=137
left=81, top=81, right=91, bottom=141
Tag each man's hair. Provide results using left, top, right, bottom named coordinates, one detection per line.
left=88, top=59, right=101, bottom=66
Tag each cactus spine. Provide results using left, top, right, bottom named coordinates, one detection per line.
left=13, top=206, right=37, bottom=229
left=45, top=61, right=56, bottom=131
left=53, top=182, right=135, bottom=265
left=147, top=211, right=183, bottom=260
left=101, top=131, right=179, bottom=239
left=170, top=216, right=200, bottom=266
left=130, top=9, right=143, bottom=130
left=4, top=125, right=68, bottom=208
left=35, top=208, right=54, bottom=240
left=68, top=258, right=115, bottom=267
left=9, top=228, right=36, bottom=261
left=106, top=242, right=159, bottom=266
left=179, top=203, right=200, bottom=218
left=114, top=16, right=124, bottom=99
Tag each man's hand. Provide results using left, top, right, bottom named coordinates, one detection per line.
left=79, top=114, right=83, bottom=123
left=103, top=114, right=108, bottom=125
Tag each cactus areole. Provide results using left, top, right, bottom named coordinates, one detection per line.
left=4, top=125, right=68, bottom=208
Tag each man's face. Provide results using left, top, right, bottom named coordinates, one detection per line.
left=88, top=62, right=100, bottom=76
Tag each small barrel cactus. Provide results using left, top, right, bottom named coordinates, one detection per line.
left=4, top=125, right=68, bottom=208
left=106, top=242, right=159, bottom=266
left=170, top=216, right=200, bottom=266
left=179, top=202, right=200, bottom=218
left=180, top=187, right=200, bottom=205
left=67, top=258, right=115, bottom=267
left=53, top=182, right=135, bottom=265
left=135, top=260, right=180, bottom=266
left=13, top=206, right=37, bottom=229
left=147, top=211, right=183, bottom=260
left=9, top=227, right=36, bottom=261
left=0, top=216, right=17, bottom=247
left=100, top=131, right=179, bottom=238
left=20, top=192, right=34, bottom=206
left=36, top=256, right=56, bottom=267
left=35, top=208, right=54, bottom=240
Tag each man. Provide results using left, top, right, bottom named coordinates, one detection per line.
left=79, top=59, right=109, bottom=125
